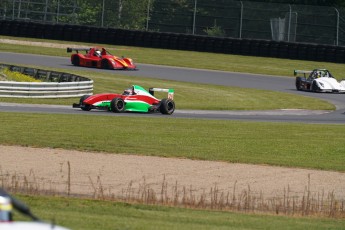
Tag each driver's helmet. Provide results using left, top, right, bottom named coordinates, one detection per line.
left=0, top=196, right=13, bottom=222
left=123, top=87, right=133, bottom=95
left=95, top=50, right=101, bottom=57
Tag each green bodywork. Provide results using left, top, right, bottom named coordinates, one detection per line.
left=125, top=101, right=151, bottom=112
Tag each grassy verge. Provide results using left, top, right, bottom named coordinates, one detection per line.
left=0, top=67, right=335, bottom=110
left=1, top=112, right=344, bottom=171
left=1, top=35, right=345, bottom=79
left=14, top=194, right=345, bottom=230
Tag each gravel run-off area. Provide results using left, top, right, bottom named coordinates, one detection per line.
left=1, top=145, right=345, bottom=202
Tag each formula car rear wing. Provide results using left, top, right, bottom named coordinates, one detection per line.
left=294, top=70, right=312, bottom=77
left=149, top=88, right=174, bottom=100
left=67, top=47, right=91, bottom=53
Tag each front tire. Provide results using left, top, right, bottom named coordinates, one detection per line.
left=160, top=99, right=175, bottom=115
left=311, top=81, right=320, bottom=92
left=72, top=56, right=80, bottom=66
left=101, top=59, right=112, bottom=69
left=80, top=95, right=91, bottom=111
left=111, top=97, right=125, bottom=113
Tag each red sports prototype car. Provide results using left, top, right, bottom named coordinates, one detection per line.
left=67, top=47, right=136, bottom=70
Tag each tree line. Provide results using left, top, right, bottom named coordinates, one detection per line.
left=244, top=0, right=345, bottom=7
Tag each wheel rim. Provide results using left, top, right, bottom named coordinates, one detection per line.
left=117, top=100, right=124, bottom=110
left=167, top=101, right=174, bottom=111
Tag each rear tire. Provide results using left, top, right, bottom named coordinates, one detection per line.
left=160, top=99, right=175, bottom=115
left=295, top=77, right=302, bottom=90
left=111, top=98, right=125, bottom=113
left=72, top=56, right=80, bottom=66
left=80, top=95, right=91, bottom=111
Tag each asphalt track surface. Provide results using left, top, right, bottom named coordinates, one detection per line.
left=0, top=52, right=344, bottom=124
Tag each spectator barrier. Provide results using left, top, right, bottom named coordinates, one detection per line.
left=0, top=64, right=93, bottom=98
left=0, top=20, right=344, bottom=64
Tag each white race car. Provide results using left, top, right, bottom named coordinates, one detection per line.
left=1, top=222, right=70, bottom=230
left=0, top=188, right=70, bottom=230
left=294, top=69, right=345, bottom=93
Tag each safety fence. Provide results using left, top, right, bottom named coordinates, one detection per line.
left=0, top=0, right=344, bottom=46
left=0, top=64, right=93, bottom=98
left=1, top=19, right=344, bottom=64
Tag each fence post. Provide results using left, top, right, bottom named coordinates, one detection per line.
left=56, top=0, right=59, bottom=23
left=101, top=0, right=105, bottom=27
left=288, top=4, right=291, bottom=42
left=239, top=1, right=243, bottom=39
left=192, top=0, right=197, bottom=35
left=17, top=0, right=21, bottom=18
left=334, top=7, right=339, bottom=46
left=44, top=0, right=48, bottom=22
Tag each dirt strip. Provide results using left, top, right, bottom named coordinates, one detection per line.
left=0, top=38, right=87, bottom=49
left=0, top=145, right=344, bottom=200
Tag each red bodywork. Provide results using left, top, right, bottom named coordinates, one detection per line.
left=68, top=47, right=136, bottom=70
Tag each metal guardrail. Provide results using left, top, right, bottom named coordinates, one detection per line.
left=0, top=64, right=93, bottom=98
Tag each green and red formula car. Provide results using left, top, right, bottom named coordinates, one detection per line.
left=67, top=47, right=136, bottom=70
left=73, top=85, right=175, bottom=115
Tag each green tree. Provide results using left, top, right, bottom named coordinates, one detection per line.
left=104, top=0, right=152, bottom=29
left=75, top=0, right=102, bottom=26
left=203, top=20, right=226, bottom=37
left=150, top=0, right=195, bottom=33
left=238, top=0, right=345, bottom=7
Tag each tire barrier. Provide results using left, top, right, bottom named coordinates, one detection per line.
left=0, top=19, right=345, bottom=64
left=0, top=64, right=93, bottom=98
